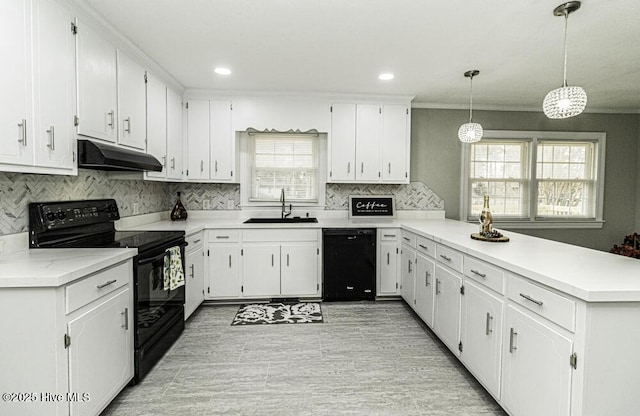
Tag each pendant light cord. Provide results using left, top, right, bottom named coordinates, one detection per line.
left=562, top=12, right=569, bottom=87
left=469, top=75, right=474, bottom=122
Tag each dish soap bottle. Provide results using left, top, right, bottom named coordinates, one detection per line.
left=479, top=195, right=493, bottom=234
left=171, top=191, right=188, bottom=221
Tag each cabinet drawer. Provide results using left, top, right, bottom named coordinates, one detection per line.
left=186, top=232, right=204, bottom=251
left=436, top=244, right=463, bottom=274
left=464, top=256, right=504, bottom=294
left=400, top=231, right=416, bottom=248
left=507, top=274, right=576, bottom=332
left=416, top=236, right=436, bottom=258
left=66, top=262, right=130, bottom=314
left=208, top=229, right=239, bottom=243
left=379, top=229, right=399, bottom=241
left=243, top=229, right=317, bottom=242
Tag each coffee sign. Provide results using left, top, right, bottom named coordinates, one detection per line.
left=348, top=195, right=395, bottom=218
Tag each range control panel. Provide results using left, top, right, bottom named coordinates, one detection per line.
left=29, top=199, right=120, bottom=231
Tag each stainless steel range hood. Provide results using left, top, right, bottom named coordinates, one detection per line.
left=77, top=139, right=163, bottom=172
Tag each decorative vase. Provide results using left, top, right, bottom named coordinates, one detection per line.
left=479, top=195, right=493, bottom=234
left=170, top=191, right=188, bottom=221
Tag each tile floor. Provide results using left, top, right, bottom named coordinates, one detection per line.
left=102, top=301, right=507, bottom=415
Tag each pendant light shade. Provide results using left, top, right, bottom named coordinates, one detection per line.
left=458, top=70, right=482, bottom=143
left=543, top=1, right=587, bottom=119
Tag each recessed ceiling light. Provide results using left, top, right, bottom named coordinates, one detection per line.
left=214, top=67, right=231, bottom=75
left=378, top=73, right=394, bottom=81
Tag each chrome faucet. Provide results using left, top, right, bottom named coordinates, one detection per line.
left=280, top=188, right=292, bottom=218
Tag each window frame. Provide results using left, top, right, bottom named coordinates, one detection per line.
left=461, top=130, right=606, bottom=229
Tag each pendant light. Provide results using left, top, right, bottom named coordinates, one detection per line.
left=543, top=1, right=587, bottom=119
left=458, top=70, right=483, bottom=143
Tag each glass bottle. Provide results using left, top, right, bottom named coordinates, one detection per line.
left=479, top=195, right=493, bottom=234
left=170, top=191, right=188, bottom=221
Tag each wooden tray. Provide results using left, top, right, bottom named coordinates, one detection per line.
left=470, top=233, right=510, bottom=243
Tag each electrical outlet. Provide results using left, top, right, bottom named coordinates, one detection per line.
left=203, top=199, right=211, bottom=210
left=132, top=202, right=139, bottom=215
left=227, top=199, right=235, bottom=210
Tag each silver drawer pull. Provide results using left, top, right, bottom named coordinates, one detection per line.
left=383, top=234, right=396, bottom=238
left=418, top=244, right=429, bottom=250
left=96, top=279, right=117, bottom=289
left=216, top=236, right=230, bottom=239
left=471, top=269, right=486, bottom=278
left=402, top=237, right=410, bottom=242
left=519, top=293, right=544, bottom=306
left=439, top=254, right=451, bottom=262
left=486, top=313, right=493, bottom=335
left=509, top=328, right=517, bottom=352
left=193, top=239, right=201, bottom=244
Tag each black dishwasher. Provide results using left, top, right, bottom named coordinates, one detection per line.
left=323, top=228, right=376, bottom=301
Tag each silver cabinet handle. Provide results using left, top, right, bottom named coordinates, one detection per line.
left=271, top=254, right=274, bottom=267
left=215, top=160, right=218, bottom=173
left=435, top=278, right=441, bottom=295
left=403, top=236, right=410, bottom=242
left=96, top=279, right=117, bottom=289
left=418, top=244, right=428, bottom=250
left=519, top=293, right=544, bottom=306
left=388, top=162, right=391, bottom=174
left=228, top=254, right=232, bottom=268
left=287, top=253, right=290, bottom=267
left=18, top=119, right=27, bottom=146
left=171, top=157, right=176, bottom=169
left=439, top=254, right=451, bottom=262
left=190, top=264, right=195, bottom=278
left=383, top=234, right=396, bottom=238
left=361, top=162, right=364, bottom=174
left=486, top=313, right=493, bottom=335
left=46, top=125, right=55, bottom=150
left=161, top=155, right=166, bottom=168
left=193, top=239, right=201, bottom=244
left=347, top=162, right=350, bottom=173
left=200, top=160, right=204, bottom=172
left=509, top=328, right=518, bottom=353
left=387, top=252, right=390, bottom=265
left=124, top=117, right=131, bottom=133
left=107, top=110, right=114, bottom=128
left=216, top=236, right=229, bottom=239
left=471, top=269, right=486, bottom=278
left=122, top=308, right=129, bottom=330
left=407, top=259, right=412, bottom=273
left=425, top=270, right=430, bottom=286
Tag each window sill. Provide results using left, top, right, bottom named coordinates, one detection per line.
left=467, top=220, right=605, bottom=230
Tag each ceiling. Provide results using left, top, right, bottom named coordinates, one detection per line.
left=82, top=0, right=640, bottom=112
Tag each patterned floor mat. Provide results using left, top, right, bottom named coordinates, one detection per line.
left=231, top=302, right=323, bottom=325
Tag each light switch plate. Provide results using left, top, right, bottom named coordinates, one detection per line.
left=227, top=199, right=235, bottom=210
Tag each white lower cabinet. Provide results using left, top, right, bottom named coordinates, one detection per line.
left=400, top=244, right=416, bottom=307
left=242, top=243, right=281, bottom=296
left=377, top=229, right=400, bottom=296
left=281, top=243, right=319, bottom=296
left=433, top=264, right=462, bottom=355
left=414, top=253, right=435, bottom=327
left=67, top=288, right=132, bottom=416
left=184, top=232, right=204, bottom=319
left=205, top=230, right=241, bottom=299
left=459, top=279, right=503, bottom=398
left=502, top=304, right=573, bottom=416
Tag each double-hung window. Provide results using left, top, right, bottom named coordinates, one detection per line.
left=249, top=133, right=319, bottom=203
left=462, top=130, right=605, bottom=228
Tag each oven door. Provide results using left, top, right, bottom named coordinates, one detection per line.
left=134, top=241, right=186, bottom=348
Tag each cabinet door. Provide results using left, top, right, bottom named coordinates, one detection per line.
left=415, top=253, right=435, bottom=327
left=242, top=244, right=280, bottom=297
left=434, top=265, right=462, bottom=355
left=145, top=73, right=167, bottom=179
left=77, top=22, right=117, bottom=142
left=460, top=279, right=504, bottom=398
left=355, top=104, right=380, bottom=181
left=210, top=100, right=234, bottom=181
left=186, top=100, right=210, bottom=180
left=381, top=104, right=408, bottom=183
left=208, top=244, right=241, bottom=298
left=166, top=88, right=183, bottom=180
left=117, top=50, right=146, bottom=149
left=281, top=243, right=318, bottom=296
left=0, top=0, right=33, bottom=166
left=400, top=246, right=416, bottom=307
left=502, top=305, right=573, bottom=416
left=32, top=0, right=76, bottom=170
left=379, top=241, right=399, bottom=295
left=328, top=103, right=356, bottom=181
left=185, top=247, right=204, bottom=319
left=68, top=288, right=133, bottom=416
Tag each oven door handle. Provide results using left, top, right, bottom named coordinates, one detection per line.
left=137, top=242, right=187, bottom=266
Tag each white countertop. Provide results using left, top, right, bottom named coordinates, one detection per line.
left=121, top=215, right=640, bottom=303
left=0, top=248, right=137, bottom=288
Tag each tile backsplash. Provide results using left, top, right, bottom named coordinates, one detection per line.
left=0, top=172, right=444, bottom=236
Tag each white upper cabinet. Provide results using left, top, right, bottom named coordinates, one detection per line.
left=77, top=21, right=118, bottom=143
left=145, top=73, right=167, bottom=179
left=381, top=104, right=409, bottom=182
left=116, top=50, right=146, bottom=150
left=0, top=0, right=33, bottom=167
left=329, top=101, right=410, bottom=184
left=165, top=88, right=183, bottom=180
left=186, top=99, right=210, bottom=180
left=32, top=0, right=76, bottom=171
left=209, top=100, right=234, bottom=181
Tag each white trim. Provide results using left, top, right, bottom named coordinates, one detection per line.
left=410, top=102, right=640, bottom=114
left=461, top=130, right=606, bottom=229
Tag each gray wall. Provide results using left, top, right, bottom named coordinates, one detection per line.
left=411, top=108, right=640, bottom=251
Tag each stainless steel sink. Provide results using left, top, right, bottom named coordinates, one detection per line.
left=243, top=217, right=318, bottom=224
